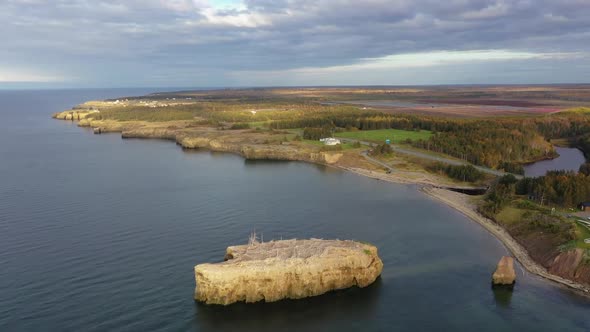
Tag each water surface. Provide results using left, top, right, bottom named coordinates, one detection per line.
left=1, top=90, right=590, bottom=332
left=524, top=146, right=586, bottom=177
left=329, top=100, right=530, bottom=111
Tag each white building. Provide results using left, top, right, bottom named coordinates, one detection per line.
left=319, top=137, right=341, bottom=146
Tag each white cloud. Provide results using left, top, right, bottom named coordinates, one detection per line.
left=227, top=50, right=587, bottom=85
left=461, top=2, right=510, bottom=20
left=2, top=0, right=590, bottom=87
left=0, top=68, right=66, bottom=82
left=200, top=8, right=271, bottom=27
left=234, top=50, right=585, bottom=75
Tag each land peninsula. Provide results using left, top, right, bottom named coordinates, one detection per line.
left=53, top=85, right=590, bottom=295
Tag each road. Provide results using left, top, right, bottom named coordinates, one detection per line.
left=360, top=150, right=394, bottom=173
left=338, top=137, right=523, bottom=179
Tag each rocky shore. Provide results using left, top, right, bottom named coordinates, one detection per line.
left=422, top=187, right=590, bottom=296
left=194, top=239, right=383, bottom=305
left=53, top=110, right=346, bottom=165
left=53, top=107, right=590, bottom=297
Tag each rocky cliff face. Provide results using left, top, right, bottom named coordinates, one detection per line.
left=515, top=232, right=590, bottom=287
left=54, top=109, right=344, bottom=165
left=52, top=110, right=99, bottom=121
left=194, top=239, right=383, bottom=305
left=548, top=249, right=590, bottom=285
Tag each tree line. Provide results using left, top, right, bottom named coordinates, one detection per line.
left=484, top=171, right=590, bottom=212
left=426, top=162, right=485, bottom=182
left=271, top=105, right=590, bottom=171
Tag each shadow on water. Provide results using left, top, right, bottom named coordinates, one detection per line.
left=243, top=159, right=292, bottom=166
left=192, top=278, right=383, bottom=331
left=492, top=285, right=513, bottom=308
left=179, top=147, right=340, bottom=175
left=243, top=159, right=339, bottom=173
left=180, top=147, right=204, bottom=154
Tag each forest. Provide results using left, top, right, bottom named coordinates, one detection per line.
left=269, top=108, right=590, bottom=169
left=302, top=127, right=332, bottom=140
left=84, top=91, right=590, bottom=173
left=426, top=162, right=485, bottom=183
left=483, top=171, right=590, bottom=212
left=515, top=171, right=590, bottom=208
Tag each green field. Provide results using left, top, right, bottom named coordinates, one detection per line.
left=574, top=222, right=590, bottom=249
left=335, top=129, right=432, bottom=143
left=496, top=206, right=526, bottom=226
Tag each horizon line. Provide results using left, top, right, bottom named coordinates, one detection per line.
left=2, top=82, right=590, bottom=91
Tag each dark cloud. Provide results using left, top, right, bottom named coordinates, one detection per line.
left=1, top=0, right=589, bottom=86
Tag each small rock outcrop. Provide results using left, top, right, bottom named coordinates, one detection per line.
left=492, top=256, right=516, bottom=286
left=194, top=238, right=383, bottom=305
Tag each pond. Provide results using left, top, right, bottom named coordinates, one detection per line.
left=524, top=146, right=586, bottom=177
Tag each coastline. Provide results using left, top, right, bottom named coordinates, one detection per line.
left=421, top=186, right=590, bottom=296
left=53, top=113, right=590, bottom=297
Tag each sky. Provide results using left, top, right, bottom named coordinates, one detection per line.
left=1, top=0, right=590, bottom=88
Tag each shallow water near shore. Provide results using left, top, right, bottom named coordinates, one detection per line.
left=1, top=89, right=590, bottom=332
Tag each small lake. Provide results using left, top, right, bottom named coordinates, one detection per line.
left=1, top=90, right=590, bottom=331
left=524, top=147, right=586, bottom=177
left=327, top=100, right=529, bottom=111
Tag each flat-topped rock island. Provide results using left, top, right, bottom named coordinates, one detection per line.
left=194, top=238, right=383, bottom=305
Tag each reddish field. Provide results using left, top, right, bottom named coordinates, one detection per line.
left=369, top=105, right=561, bottom=117
left=155, top=84, right=590, bottom=118
left=417, top=99, right=548, bottom=107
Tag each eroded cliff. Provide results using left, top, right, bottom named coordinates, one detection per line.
left=53, top=109, right=344, bottom=165
left=194, top=239, right=383, bottom=305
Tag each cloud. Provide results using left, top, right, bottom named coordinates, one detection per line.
left=200, top=8, right=272, bottom=27
left=0, top=68, right=67, bottom=82
left=308, top=50, right=586, bottom=72
left=227, top=50, right=589, bottom=86
left=1, top=0, right=590, bottom=86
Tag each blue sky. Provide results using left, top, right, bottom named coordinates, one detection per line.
left=1, top=0, right=590, bottom=88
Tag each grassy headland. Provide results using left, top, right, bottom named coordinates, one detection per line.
left=53, top=86, right=590, bottom=293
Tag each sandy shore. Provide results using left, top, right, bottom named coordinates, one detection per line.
left=336, top=166, right=590, bottom=295
left=421, top=186, right=590, bottom=296
left=337, top=166, right=446, bottom=187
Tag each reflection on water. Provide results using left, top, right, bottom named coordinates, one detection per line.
left=180, top=147, right=205, bottom=154
left=524, top=147, right=585, bottom=177
left=193, top=279, right=382, bottom=331
left=243, top=158, right=292, bottom=166
left=2, top=90, right=590, bottom=332
left=492, top=286, right=514, bottom=308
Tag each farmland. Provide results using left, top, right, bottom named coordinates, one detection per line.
left=335, top=129, right=432, bottom=144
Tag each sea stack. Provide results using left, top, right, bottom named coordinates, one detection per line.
left=194, top=238, right=383, bottom=305
left=492, top=256, right=516, bottom=286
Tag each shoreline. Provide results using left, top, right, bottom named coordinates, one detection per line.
left=420, top=186, right=590, bottom=297
left=53, top=114, right=590, bottom=297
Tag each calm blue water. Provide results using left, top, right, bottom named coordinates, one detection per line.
left=1, top=89, right=590, bottom=332
left=524, top=146, right=586, bottom=177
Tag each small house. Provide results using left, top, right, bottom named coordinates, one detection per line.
left=319, top=138, right=341, bottom=146
left=578, top=202, right=590, bottom=211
